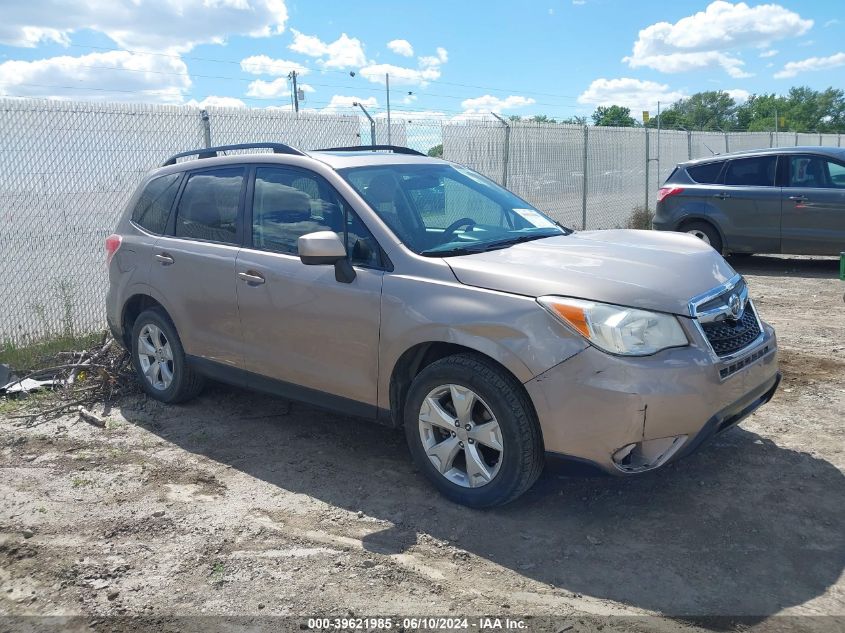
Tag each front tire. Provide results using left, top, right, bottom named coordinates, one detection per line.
left=403, top=354, right=544, bottom=508
left=130, top=308, right=204, bottom=404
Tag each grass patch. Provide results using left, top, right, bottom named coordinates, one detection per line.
left=625, top=205, right=654, bottom=230
left=0, top=331, right=105, bottom=373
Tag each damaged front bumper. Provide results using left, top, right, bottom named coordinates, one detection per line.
left=525, top=322, right=779, bottom=474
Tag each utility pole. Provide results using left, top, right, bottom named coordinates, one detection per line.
left=386, top=73, right=392, bottom=145
left=289, top=70, right=299, bottom=113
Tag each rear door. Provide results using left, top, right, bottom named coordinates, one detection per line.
left=713, top=155, right=781, bottom=253
left=781, top=154, right=845, bottom=255
left=235, top=165, right=384, bottom=409
left=149, top=166, right=246, bottom=368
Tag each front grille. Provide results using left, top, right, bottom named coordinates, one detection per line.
left=701, top=303, right=761, bottom=357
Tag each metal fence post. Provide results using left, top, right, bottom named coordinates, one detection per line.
left=582, top=125, right=589, bottom=230
left=644, top=128, right=650, bottom=212
left=795, top=132, right=799, bottom=146
left=200, top=109, right=211, bottom=148
left=724, top=132, right=729, bottom=153
left=491, top=112, right=510, bottom=188
left=687, top=130, right=692, bottom=160
left=769, top=131, right=773, bottom=148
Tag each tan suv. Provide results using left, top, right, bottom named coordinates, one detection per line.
left=106, top=142, right=780, bottom=507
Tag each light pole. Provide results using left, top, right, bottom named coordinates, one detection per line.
left=353, top=102, right=376, bottom=146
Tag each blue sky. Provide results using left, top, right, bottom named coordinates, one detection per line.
left=0, top=1, right=843, bottom=123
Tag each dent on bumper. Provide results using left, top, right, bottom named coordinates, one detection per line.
left=525, top=325, right=779, bottom=473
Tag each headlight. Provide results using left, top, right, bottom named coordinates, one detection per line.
left=537, top=296, right=688, bottom=356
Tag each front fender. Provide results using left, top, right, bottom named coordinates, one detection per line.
left=378, top=274, right=588, bottom=411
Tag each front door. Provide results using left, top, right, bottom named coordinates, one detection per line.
left=235, top=165, right=384, bottom=410
left=781, top=154, right=845, bottom=255
left=149, top=166, right=246, bottom=368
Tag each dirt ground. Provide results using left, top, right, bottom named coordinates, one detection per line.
left=1, top=255, right=843, bottom=633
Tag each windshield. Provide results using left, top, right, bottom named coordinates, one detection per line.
left=339, top=163, right=570, bottom=256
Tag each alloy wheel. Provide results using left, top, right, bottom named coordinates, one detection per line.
left=418, top=384, right=504, bottom=488
left=137, top=323, right=174, bottom=391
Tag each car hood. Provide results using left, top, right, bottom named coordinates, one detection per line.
left=444, top=230, right=737, bottom=316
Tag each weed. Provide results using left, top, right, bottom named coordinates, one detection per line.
left=625, top=205, right=654, bottom=230
left=71, top=477, right=93, bottom=488
left=210, top=561, right=226, bottom=586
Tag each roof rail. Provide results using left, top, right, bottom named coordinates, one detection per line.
left=161, top=142, right=306, bottom=166
left=316, top=144, right=426, bottom=157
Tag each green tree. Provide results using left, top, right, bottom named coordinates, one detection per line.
left=530, top=114, right=557, bottom=123
left=592, top=105, right=638, bottom=127
left=661, top=91, right=738, bottom=130
left=427, top=144, right=443, bottom=158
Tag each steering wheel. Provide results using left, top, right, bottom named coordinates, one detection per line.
left=441, top=217, right=477, bottom=240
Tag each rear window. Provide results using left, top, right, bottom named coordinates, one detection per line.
left=131, top=173, right=181, bottom=234
left=724, top=156, right=777, bottom=187
left=686, top=161, right=724, bottom=184
left=175, top=167, right=245, bottom=244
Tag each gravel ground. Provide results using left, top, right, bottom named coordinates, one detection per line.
left=1, top=255, right=843, bottom=633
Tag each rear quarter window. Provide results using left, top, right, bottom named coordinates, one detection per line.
left=131, top=173, right=182, bottom=234
left=724, top=156, right=777, bottom=187
left=686, top=161, right=724, bottom=184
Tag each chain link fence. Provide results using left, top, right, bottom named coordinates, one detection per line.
left=1, top=97, right=842, bottom=345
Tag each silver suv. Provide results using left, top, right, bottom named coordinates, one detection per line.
left=106, top=142, right=780, bottom=507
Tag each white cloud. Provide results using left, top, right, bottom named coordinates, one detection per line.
left=759, top=49, right=778, bottom=58
left=0, top=0, right=288, bottom=53
left=578, top=77, right=687, bottom=113
left=246, top=77, right=289, bottom=99
left=725, top=88, right=750, bottom=102
left=825, top=19, right=840, bottom=28
left=387, top=39, right=414, bottom=57
left=573, top=0, right=586, bottom=5
left=289, top=29, right=366, bottom=69
left=774, top=52, right=845, bottom=78
left=360, top=62, right=439, bottom=86
left=240, top=55, right=309, bottom=77
left=185, top=96, right=247, bottom=108
left=0, top=50, right=190, bottom=103
left=624, top=1, right=812, bottom=77
left=360, top=47, right=448, bottom=87
left=461, top=94, right=535, bottom=114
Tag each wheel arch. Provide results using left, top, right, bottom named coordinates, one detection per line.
left=387, top=341, right=537, bottom=430
left=121, top=293, right=172, bottom=348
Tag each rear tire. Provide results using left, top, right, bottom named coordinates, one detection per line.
left=403, top=354, right=544, bottom=508
left=683, top=220, right=723, bottom=254
left=130, top=308, right=204, bottom=404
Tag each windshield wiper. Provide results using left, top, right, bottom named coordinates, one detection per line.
left=420, top=231, right=560, bottom=257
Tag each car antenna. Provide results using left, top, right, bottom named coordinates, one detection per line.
left=702, top=141, right=719, bottom=156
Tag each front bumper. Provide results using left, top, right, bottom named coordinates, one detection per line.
left=525, top=321, right=779, bottom=474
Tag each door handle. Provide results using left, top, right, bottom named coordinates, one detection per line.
left=237, top=271, right=266, bottom=285
left=788, top=195, right=808, bottom=202
left=714, top=192, right=731, bottom=200
left=154, top=253, right=174, bottom=265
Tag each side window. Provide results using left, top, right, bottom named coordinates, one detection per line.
left=131, top=173, right=181, bottom=234
left=252, top=167, right=381, bottom=267
left=174, top=167, right=244, bottom=244
left=687, top=161, right=724, bottom=184
left=724, top=156, right=776, bottom=187
left=788, top=156, right=845, bottom=189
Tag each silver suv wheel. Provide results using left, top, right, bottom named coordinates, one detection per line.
left=137, top=323, right=174, bottom=391
left=418, top=384, right=503, bottom=488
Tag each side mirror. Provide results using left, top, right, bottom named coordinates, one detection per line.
left=298, top=231, right=356, bottom=283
